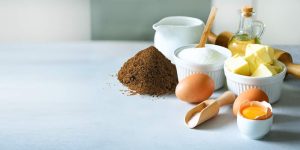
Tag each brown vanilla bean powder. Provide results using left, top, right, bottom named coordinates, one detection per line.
left=118, top=46, right=178, bottom=96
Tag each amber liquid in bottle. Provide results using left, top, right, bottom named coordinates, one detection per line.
left=228, top=35, right=258, bottom=56
left=228, top=8, right=260, bottom=56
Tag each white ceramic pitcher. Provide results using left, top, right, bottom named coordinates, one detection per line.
left=153, top=16, right=204, bottom=61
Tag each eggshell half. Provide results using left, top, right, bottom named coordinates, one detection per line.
left=233, top=88, right=269, bottom=116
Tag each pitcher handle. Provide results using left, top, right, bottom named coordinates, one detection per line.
left=153, top=23, right=159, bottom=30
left=252, top=20, right=265, bottom=38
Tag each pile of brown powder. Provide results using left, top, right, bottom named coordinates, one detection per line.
left=118, top=46, right=178, bottom=96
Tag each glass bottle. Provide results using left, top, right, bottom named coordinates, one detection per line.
left=228, top=6, right=265, bottom=56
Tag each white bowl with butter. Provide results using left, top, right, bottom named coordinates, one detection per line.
left=224, top=61, right=286, bottom=103
left=173, top=44, right=232, bottom=90
left=224, top=44, right=287, bottom=103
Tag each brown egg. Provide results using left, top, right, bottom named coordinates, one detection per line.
left=175, top=73, right=214, bottom=103
left=233, top=88, right=269, bottom=116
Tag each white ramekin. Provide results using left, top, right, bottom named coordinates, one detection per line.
left=173, top=44, right=232, bottom=90
left=237, top=101, right=273, bottom=140
left=224, top=61, right=287, bottom=104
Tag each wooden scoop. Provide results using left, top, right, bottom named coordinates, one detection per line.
left=185, top=91, right=236, bottom=128
left=196, top=7, right=217, bottom=48
left=208, top=31, right=300, bottom=78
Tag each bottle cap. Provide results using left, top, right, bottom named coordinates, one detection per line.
left=242, top=5, right=253, bottom=17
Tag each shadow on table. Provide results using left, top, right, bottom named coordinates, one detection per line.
left=263, top=108, right=300, bottom=143
left=273, top=77, right=300, bottom=108
left=284, top=75, right=300, bottom=89
left=193, top=112, right=235, bottom=130
left=274, top=114, right=300, bottom=125
left=262, top=130, right=300, bottom=142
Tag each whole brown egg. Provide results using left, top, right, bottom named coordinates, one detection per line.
left=175, top=73, right=214, bottom=103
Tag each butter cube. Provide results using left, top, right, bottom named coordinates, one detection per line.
left=246, top=44, right=274, bottom=60
left=244, top=54, right=258, bottom=74
left=251, top=64, right=277, bottom=77
left=245, top=44, right=275, bottom=74
left=232, top=54, right=242, bottom=58
left=226, top=56, right=250, bottom=76
left=267, top=47, right=274, bottom=59
left=271, top=60, right=283, bottom=73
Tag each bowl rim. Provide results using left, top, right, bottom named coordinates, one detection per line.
left=237, top=112, right=274, bottom=122
left=173, top=44, right=232, bottom=71
left=153, top=16, right=204, bottom=30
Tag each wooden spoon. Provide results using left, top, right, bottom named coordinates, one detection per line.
left=208, top=31, right=300, bottom=78
left=273, top=49, right=300, bottom=78
left=185, top=91, right=236, bottom=128
left=196, top=7, right=217, bottom=48
left=208, top=31, right=233, bottom=48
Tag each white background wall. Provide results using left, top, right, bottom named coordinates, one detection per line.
left=90, top=0, right=210, bottom=41
left=0, top=0, right=298, bottom=44
left=0, top=0, right=91, bottom=42
left=212, top=0, right=253, bottom=36
left=212, top=0, right=300, bottom=45
left=255, top=0, right=300, bottom=45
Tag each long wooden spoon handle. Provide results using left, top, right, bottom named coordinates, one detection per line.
left=196, top=7, right=217, bottom=48
left=216, top=91, right=236, bottom=107
left=287, top=63, right=300, bottom=78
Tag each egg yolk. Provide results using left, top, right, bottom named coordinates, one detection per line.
left=242, top=106, right=267, bottom=120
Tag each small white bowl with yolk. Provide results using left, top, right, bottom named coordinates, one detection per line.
left=237, top=101, right=273, bottom=140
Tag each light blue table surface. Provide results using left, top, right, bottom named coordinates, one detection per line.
left=0, top=42, right=299, bottom=150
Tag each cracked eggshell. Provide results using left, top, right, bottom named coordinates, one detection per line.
left=233, top=88, right=269, bottom=116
